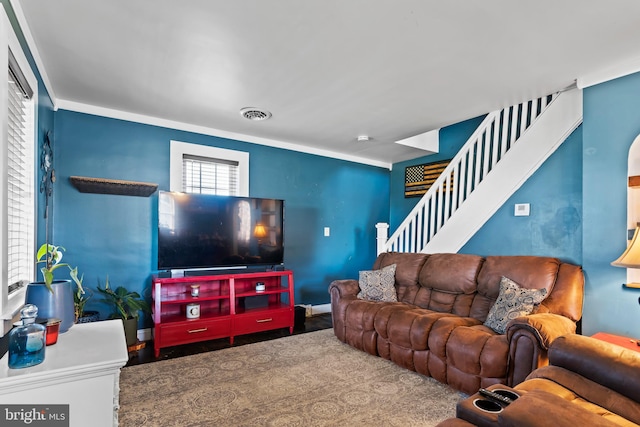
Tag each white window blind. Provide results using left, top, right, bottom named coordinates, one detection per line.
left=182, top=154, right=239, bottom=196
left=6, top=48, right=35, bottom=294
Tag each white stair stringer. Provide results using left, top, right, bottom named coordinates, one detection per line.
left=424, top=89, right=583, bottom=253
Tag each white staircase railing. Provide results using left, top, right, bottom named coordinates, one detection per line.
left=380, top=91, right=576, bottom=254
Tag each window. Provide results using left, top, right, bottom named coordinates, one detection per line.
left=182, top=154, right=238, bottom=195
left=0, top=8, right=38, bottom=333
left=7, top=49, right=35, bottom=293
left=170, top=141, right=249, bottom=196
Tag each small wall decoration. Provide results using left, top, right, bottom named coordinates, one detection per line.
left=40, top=131, right=55, bottom=243
left=404, top=159, right=452, bottom=198
left=40, top=131, right=55, bottom=207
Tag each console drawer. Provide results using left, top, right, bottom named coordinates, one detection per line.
left=159, top=317, right=231, bottom=347
left=234, top=309, right=292, bottom=335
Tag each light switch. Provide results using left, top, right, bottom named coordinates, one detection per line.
left=324, top=227, right=330, bottom=237
left=514, top=203, right=530, bottom=217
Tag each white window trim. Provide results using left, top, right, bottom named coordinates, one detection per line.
left=170, top=140, right=249, bottom=196
left=0, top=4, right=38, bottom=334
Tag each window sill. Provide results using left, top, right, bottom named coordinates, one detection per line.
left=0, top=287, right=26, bottom=335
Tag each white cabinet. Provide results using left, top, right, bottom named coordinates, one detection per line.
left=0, top=320, right=128, bottom=426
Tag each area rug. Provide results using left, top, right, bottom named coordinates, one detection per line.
left=118, top=329, right=464, bottom=426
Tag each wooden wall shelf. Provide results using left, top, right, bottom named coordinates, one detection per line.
left=69, top=176, right=158, bottom=197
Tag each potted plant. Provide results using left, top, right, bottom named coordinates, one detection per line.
left=72, top=270, right=99, bottom=323
left=24, top=244, right=83, bottom=333
left=97, top=278, right=150, bottom=346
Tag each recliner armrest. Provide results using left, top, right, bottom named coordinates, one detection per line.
left=506, top=313, right=576, bottom=350
left=497, top=389, right=620, bottom=427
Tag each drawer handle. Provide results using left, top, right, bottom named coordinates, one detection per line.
left=188, top=327, right=208, bottom=333
left=256, top=318, right=273, bottom=323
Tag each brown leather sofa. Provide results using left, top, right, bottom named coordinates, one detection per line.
left=329, top=252, right=584, bottom=394
left=437, top=334, right=640, bottom=426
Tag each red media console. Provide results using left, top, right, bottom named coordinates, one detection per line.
left=152, top=270, right=294, bottom=357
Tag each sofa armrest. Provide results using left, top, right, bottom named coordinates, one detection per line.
left=498, top=389, right=620, bottom=427
left=328, top=279, right=360, bottom=343
left=328, top=279, right=360, bottom=299
left=506, top=313, right=576, bottom=350
left=505, top=313, right=577, bottom=386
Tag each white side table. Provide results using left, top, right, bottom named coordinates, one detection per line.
left=0, top=319, right=128, bottom=426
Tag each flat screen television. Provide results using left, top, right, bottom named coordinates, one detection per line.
left=158, top=191, right=284, bottom=272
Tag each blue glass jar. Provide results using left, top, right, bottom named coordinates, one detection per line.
left=8, top=304, right=46, bottom=369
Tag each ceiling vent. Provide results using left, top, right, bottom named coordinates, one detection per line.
left=240, top=107, right=272, bottom=121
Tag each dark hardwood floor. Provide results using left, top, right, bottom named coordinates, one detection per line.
left=126, top=313, right=333, bottom=367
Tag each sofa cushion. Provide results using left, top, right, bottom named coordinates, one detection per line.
left=357, top=263, right=397, bottom=302
left=483, top=277, right=548, bottom=334
left=413, top=253, right=484, bottom=315
left=446, top=324, right=509, bottom=394
left=374, top=252, right=429, bottom=302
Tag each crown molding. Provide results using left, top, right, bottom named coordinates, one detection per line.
left=56, top=99, right=392, bottom=169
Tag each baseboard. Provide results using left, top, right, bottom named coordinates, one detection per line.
left=295, top=303, right=332, bottom=317
left=138, top=328, right=153, bottom=341
left=311, top=303, right=331, bottom=315
left=140, top=303, right=332, bottom=342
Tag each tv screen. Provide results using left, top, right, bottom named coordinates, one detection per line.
left=158, top=191, right=284, bottom=271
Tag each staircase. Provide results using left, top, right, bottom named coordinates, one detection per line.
left=378, top=89, right=583, bottom=255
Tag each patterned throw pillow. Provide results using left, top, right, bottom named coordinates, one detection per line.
left=483, top=276, right=548, bottom=334
left=357, top=264, right=398, bottom=302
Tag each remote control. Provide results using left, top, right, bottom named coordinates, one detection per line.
left=478, top=388, right=514, bottom=406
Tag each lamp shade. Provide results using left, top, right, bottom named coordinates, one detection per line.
left=253, top=223, right=267, bottom=239
left=611, top=227, right=640, bottom=268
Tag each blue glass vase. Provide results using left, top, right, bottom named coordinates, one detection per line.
left=25, top=280, right=75, bottom=333
left=8, top=304, right=46, bottom=369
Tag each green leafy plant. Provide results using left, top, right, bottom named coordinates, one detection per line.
left=72, top=269, right=92, bottom=321
left=96, top=277, right=150, bottom=320
left=36, top=243, right=84, bottom=294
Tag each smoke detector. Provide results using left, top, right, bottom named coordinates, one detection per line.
left=240, top=107, right=272, bottom=121
left=357, top=135, right=370, bottom=142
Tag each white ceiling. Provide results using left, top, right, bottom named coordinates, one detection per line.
left=12, top=0, right=640, bottom=168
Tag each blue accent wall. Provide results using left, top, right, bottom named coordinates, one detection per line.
left=582, top=72, right=640, bottom=337
left=52, top=111, right=389, bottom=324
left=460, top=126, right=582, bottom=265
left=389, top=115, right=485, bottom=230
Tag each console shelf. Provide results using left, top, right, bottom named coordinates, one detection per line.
left=152, top=270, right=294, bottom=357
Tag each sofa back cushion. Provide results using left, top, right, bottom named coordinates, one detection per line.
left=413, top=253, right=484, bottom=316
left=549, top=335, right=640, bottom=408
left=471, top=256, right=560, bottom=322
left=534, top=262, right=584, bottom=322
left=373, top=252, right=429, bottom=302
